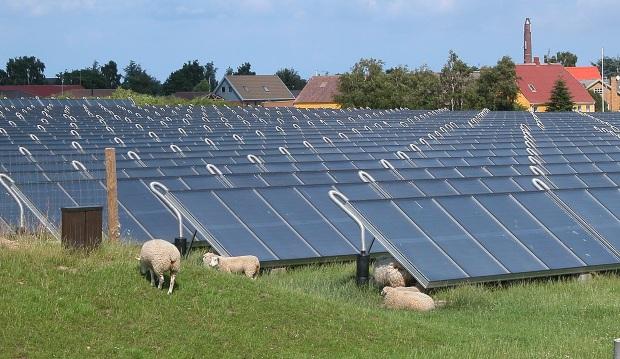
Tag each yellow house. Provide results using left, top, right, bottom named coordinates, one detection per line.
left=294, top=76, right=341, bottom=109
left=515, top=63, right=595, bottom=112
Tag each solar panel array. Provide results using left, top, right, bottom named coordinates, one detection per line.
left=2, top=98, right=620, bottom=287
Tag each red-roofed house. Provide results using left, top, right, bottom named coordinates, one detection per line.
left=294, top=76, right=341, bottom=109
left=515, top=63, right=595, bottom=112
left=0, top=85, right=84, bottom=98
left=565, top=66, right=601, bottom=87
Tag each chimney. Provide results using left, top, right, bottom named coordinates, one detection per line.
left=524, top=18, right=532, bottom=64
left=611, top=76, right=619, bottom=111
left=533, top=57, right=540, bottom=65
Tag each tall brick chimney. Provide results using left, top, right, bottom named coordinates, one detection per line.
left=524, top=18, right=532, bottom=64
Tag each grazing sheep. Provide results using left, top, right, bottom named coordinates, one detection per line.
left=139, top=239, right=181, bottom=295
left=381, top=286, right=435, bottom=312
left=203, top=253, right=260, bottom=279
left=373, top=256, right=413, bottom=288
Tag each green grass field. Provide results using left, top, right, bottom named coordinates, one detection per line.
left=1, top=237, right=619, bottom=358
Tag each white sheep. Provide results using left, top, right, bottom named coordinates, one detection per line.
left=373, top=256, right=413, bottom=288
left=203, top=253, right=260, bottom=279
left=139, top=239, right=181, bottom=295
left=381, top=286, right=436, bottom=312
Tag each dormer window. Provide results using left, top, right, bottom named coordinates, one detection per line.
left=319, top=82, right=327, bottom=88
left=263, top=86, right=270, bottom=92
left=528, top=84, right=536, bottom=92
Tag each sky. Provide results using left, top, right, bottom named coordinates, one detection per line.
left=0, top=0, right=618, bottom=82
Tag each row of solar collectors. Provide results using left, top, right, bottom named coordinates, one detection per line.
left=3, top=154, right=620, bottom=234
left=4, top=168, right=620, bottom=268
left=349, top=186, right=620, bottom=288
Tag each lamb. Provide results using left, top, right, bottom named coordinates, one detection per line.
left=381, top=286, right=435, bottom=312
left=139, top=239, right=181, bottom=295
left=373, top=256, right=413, bottom=288
left=203, top=252, right=260, bottom=279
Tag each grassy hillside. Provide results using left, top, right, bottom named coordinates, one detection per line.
left=1, top=236, right=619, bottom=358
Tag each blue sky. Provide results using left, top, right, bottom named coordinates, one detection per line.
left=0, top=0, right=617, bottom=82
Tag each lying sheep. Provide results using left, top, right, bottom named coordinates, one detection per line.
left=203, top=253, right=260, bottom=279
left=139, top=239, right=181, bottom=295
left=373, top=256, right=413, bottom=288
left=381, top=286, right=435, bottom=312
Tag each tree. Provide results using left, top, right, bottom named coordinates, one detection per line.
left=476, top=56, right=519, bottom=110
left=588, top=89, right=603, bottom=112
left=547, top=78, right=574, bottom=111
left=545, top=51, right=577, bottom=67
left=592, top=56, right=620, bottom=78
left=193, top=79, right=211, bottom=92
left=56, top=61, right=107, bottom=89
left=205, top=62, right=218, bottom=90
left=101, top=61, right=122, bottom=88
left=234, top=62, right=255, bottom=75
left=225, top=67, right=234, bottom=76
left=0, top=70, right=7, bottom=85
left=162, top=60, right=208, bottom=95
left=5, top=56, right=46, bottom=85
left=121, top=61, right=161, bottom=95
left=439, top=50, right=473, bottom=110
left=336, top=58, right=441, bottom=109
left=276, top=68, right=307, bottom=91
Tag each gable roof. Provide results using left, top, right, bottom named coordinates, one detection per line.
left=294, top=76, right=340, bottom=104
left=218, top=75, right=294, bottom=101
left=565, top=66, right=601, bottom=81
left=0, top=85, right=84, bottom=97
left=515, top=63, right=594, bottom=105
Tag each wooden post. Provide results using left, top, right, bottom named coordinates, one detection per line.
left=105, top=148, right=119, bottom=242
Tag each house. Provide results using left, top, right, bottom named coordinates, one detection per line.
left=515, top=61, right=595, bottom=112
left=213, top=75, right=295, bottom=106
left=565, top=66, right=601, bottom=87
left=585, top=76, right=620, bottom=112
left=0, top=85, right=84, bottom=98
left=293, top=76, right=341, bottom=109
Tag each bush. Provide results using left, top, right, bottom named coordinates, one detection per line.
left=108, top=88, right=231, bottom=107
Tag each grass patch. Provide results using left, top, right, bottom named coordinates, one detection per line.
left=1, top=239, right=619, bottom=358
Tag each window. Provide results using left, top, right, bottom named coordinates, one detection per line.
left=221, top=86, right=225, bottom=93
left=594, top=88, right=603, bottom=94
left=243, top=86, right=249, bottom=92
left=319, top=81, right=327, bottom=88
left=528, top=83, right=536, bottom=92
left=263, top=86, right=270, bottom=92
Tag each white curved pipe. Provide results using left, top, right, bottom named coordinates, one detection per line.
left=29, top=134, right=40, bottom=142
left=380, top=159, right=396, bottom=171
left=396, top=150, right=410, bottom=160
left=529, top=165, right=546, bottom=176
left=532, top=178, right=551, bottom=191
left=149, top=181, right=183, bottom=238
left=278, top=146, right=291, bottom=156
left=127, top=151, right=141, bottom=161
left=323, top=136, right=333, bottom=145
left=169, top=144, right=184, bottom=157
left=328, top=190, right=366, bottom=253
left=71, top=160, right=88, bottom=172
left=358, top=170, right=377, bottom=183
left=71, top=141, right=84, bottom=153
left=19, top=146, right=32, bottom=157
left=178, top=128, right=187, bottom=136
left=206, top=163, right=224, bottom=175
left=247, top=154, right=264, bottom=164
left=0, top=174, right=24, bottom=229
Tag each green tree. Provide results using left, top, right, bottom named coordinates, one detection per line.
left=588, top=89, right=603, bottom=112
left=101, top=61, right=121, bottom=88
left=545, top=51, right=578, bottom=67
left=0, top=70, right=7, bottom=85
left=276, top=68, right=307, bottom=91
left=205, top=62, right=218, bottom=90
left=547, top=78, right=574, bottom=111
left=56, top=61, right=107, bottom=89
left=121, top=61, right=161, bottom=95
left=225, top=67, right=234, bottom=76
left=5, top=56, right=46, bottom=85
left=476, top=56, right=519, bottom=110
left=592, top=56, right=620, bottom=78
left=234, top=62, right=255, bottom=75
left=162, top=60, right=208, bottom=95
left=409, top=66, right=442, bottom=109
left=440, top=50, right=473, bottom=110
left=336, top=58, right=387, bottom=108
left=193, top=79, right=211, bottom=92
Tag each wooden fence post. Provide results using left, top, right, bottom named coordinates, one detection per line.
left=105, top=148, right=119, bottom=242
